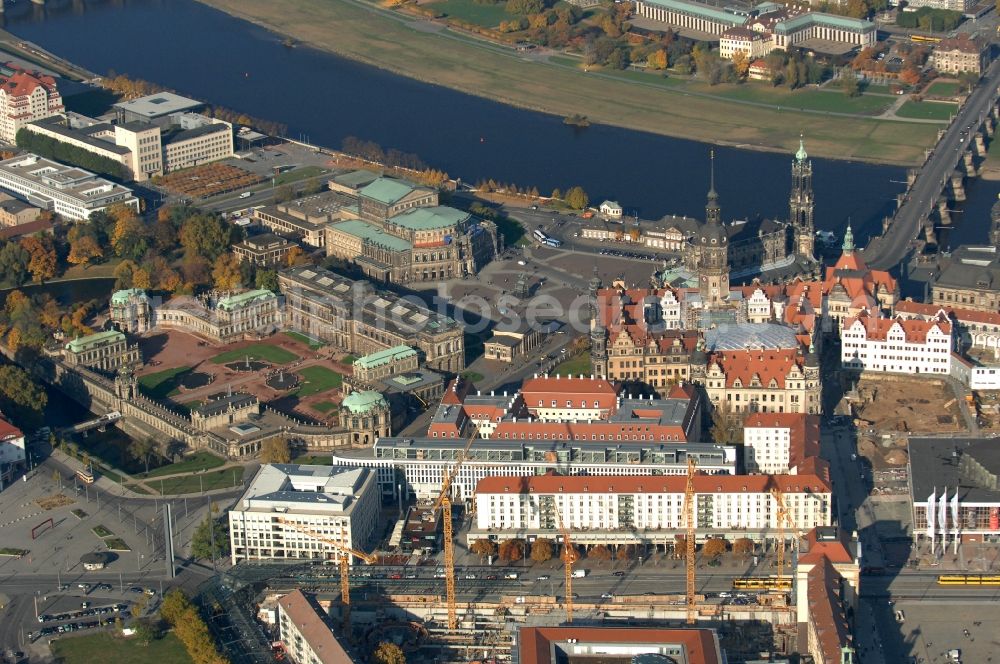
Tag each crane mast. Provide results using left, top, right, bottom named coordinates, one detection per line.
left=684, top=456, right=697, bottom=625
left=555, top=506, right=575, bottom=623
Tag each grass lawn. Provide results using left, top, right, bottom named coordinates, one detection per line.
left=312, top=400, right=338, bottom=413
left=427, top=0, right=509, bottom=27
left=137, top=451, right=225, bottom=479
left=92, top=525, right=114, bottom=538
left=895, top=100, right=956, bottom=121
left=195, top=0, right=939, bottom=165
left=104, top=538, right=131, bottom=551
left=210, top=343, right=300, bottom=365
left=51, top=631, right=193, bottom=664
left=295, top=366, right=343, bottom=396
left=138, top=366, right=191, bottom=400
left=0, top=548, right=28, bottom=556
left=341, top=354, right=358, bottom=364
left=285, top=331, right=325, bottom=349
left=292, top=455, right=333, bottom=465
left=461, top=370, right=485, bottom=382
left=155, top=467, right=245, bottom=495
left=125, top=484, right=154, bottom=495
left=699, top=82, right=894, bottom=115
left=273, top=165, right=328, bottom=186
left=926, top=81, right=962, bottom=97
left=552, top=354, right=591, bottom=376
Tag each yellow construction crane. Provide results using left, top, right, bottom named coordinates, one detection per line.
left=431, top=424, right=479, bottom=631
left=555, top=506, right=575, bottom=624
left=684, top=456, right=697, bottom=625
left=276, top=519, right=377, bottom=634
left=770, top=485, right=801, bottom=583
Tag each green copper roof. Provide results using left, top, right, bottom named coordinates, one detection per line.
left=354, top=345, right=417, bottom=369
left=342, top=390, right=388, bottom=414
left=640, top=0, right=744, bottom=25
left=333, top=169, right=379, bottom=189
left=66, top=330, right=125, bottom=353
left=390, top=206, right=469, bottom=231
left=843, top=224, right=854, bottom=254
left=774, top=11, right=874, bottom=34
left=111, top=288, right=148, bottom=306
left=359, top=177, right=416, bottom=205
left=330, top=219, right=413, bottom=251
left=217, top=289, right=276, bottom=312
left=796, top=137, right=808, bottom=162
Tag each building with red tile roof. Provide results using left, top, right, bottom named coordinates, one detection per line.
left=517, top=626, right=723, bottom=664
left=471, top=470, right=831, bottom=546
left=0, top=64, right=62, bottom=143
left=743, top=412, right=819, bottom=474
left=821, top=225, right=897, bottom=330
left=841, top=309, right=952, bottom=375
left=519, top=375, right=620, bottom=421
left=0, top=412, right=24, bottom=485
left=695, top=346, right=820, bottom=415
left=794, top=527, right=860, bottom=664
left=895, top=299, right=1000, bottom=360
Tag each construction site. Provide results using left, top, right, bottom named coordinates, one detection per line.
left=202, top=434, right=849, bottom=664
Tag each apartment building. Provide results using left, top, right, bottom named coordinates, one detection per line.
left=277, top=590, right=354, bottom=664
left=229, top=464, right=380, bottom=564
left=0, top=65, right=63, bottom=143
left=470, top=470, right=832, bottom=547
left=233, top=233, right=295, bottom=267
left=63, top=330, right=141, bottom=373
left=0, top=154, right=139, bottom=220
left=895, top=299, right=1000, bottom=359
left=743, top=412, right=819, bottom=474
left=279, top=265, right=465, bottom=373
left=841, top=310, right=953, bottom=375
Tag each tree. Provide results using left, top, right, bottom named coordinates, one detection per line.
left=709, top=408, right=743, bottom=445
left=110, top=205, right=149, bottom=260
left=732, top=50, right=750, bottom=80
left=841, top=69, right=861, bottom=98
left=0, top=242, right=30, bottom=286
left=530, top=537, right=554, bottom=563
left=733, top=537, right=755, bottom=559
left=506, top=0, right=544, bottom=15
left=647, top=49, right=668, bottom=70
left=0, top=365, right=47, bottom=429
left=616, top=544, right=636, bottom=561
left=259, top=436, right=291, bottom=464
left=212, top=253, right=243, bottom=290
left=180, top=213, right=231, bottom=262
left=129, top=438, right=157, bottom=475
left=67, top=234, right=102, bottom=268
left=498, top=538, right=526, bottom=562
left=131, top=617, right=157, bottom=645
left=20, top=235, right=57, bottom=283
left=285, top=245, right=307, bottom=267
left=191, top=514, right=230, bottom=560
left=255, top=268, right=279, bottom=292
left=160, top=589, right=194, bottom=625
left=114, top=259, right=139, bottom=290
left=673, top=535, right=687, bottom=559
left=373, top=642, right=406, bottom=664
left=471, top=538, right=497, bottom=561
left=588, top=544, right=612, bottom=562
left=564, top=186, right=588, bottom=210
left=703, top=537, right=728, bottom=559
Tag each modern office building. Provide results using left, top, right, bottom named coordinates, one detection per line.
left=0, top=154, right=139, bottom=220
left=113, top=91, right=203, bottom=127
left=229, top=464, right=380, bottom=564
left=0, top=64, right=63, bottom=143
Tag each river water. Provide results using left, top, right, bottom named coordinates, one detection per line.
left=3, top=0, right=958, bottom=245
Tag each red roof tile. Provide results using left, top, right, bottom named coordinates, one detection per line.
left=518, top=626, right=722, bottom=664
left=843, top=310, right=950, bottom=342
left=708, top=348, right=805, bottom=389
left=476, top=471, right=830, bottom=495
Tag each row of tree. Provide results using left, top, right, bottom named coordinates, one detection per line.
left=15, top=129, right=127, bottom=180
left=896, top=6, right=962, bottom=32
left=472, top=536, right=758, bottom=562
left=160, top=590, right=230, bottom=664
left=341, top=136, right=428, bottom=171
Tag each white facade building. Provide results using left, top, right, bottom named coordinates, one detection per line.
left=470, top=472, right=832, bottom=546
left=0, top=416, right=25, bottom=468
left=229, top=464, right=380, bottom=565
left=841, top=310, right=953, bottom=375
left=742, top=412, right=819, bottom=474
left=0, top=154, right=139, bottom=220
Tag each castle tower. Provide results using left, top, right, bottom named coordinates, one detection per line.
left=697, top=151, right=729, bottom=308
left=790, top=136, right=815, bottom=260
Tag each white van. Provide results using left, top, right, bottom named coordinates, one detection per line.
left=239, top=191, right=253, bottom=199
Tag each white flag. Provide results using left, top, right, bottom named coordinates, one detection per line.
left=927, top=488, right=936, bottom=540
left=951, top=492, right=960, bottom=534
left=939, top=488, right=949, bottom=538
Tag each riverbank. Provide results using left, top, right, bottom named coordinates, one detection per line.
left=194, top=0, right=938, bottom=166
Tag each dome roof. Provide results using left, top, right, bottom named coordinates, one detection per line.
left=342, top=390, right=388, bottom=414
left=697, top=221, right=728, bottom=246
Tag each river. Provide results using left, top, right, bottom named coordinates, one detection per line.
left=2, top=0, right=947, bottom=245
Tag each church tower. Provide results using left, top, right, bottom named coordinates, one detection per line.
left=790, top=135, right=815, bottom=259
left=588, top=268, right=608, bottom=378
left=697, top=151, right=729, bottom=307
